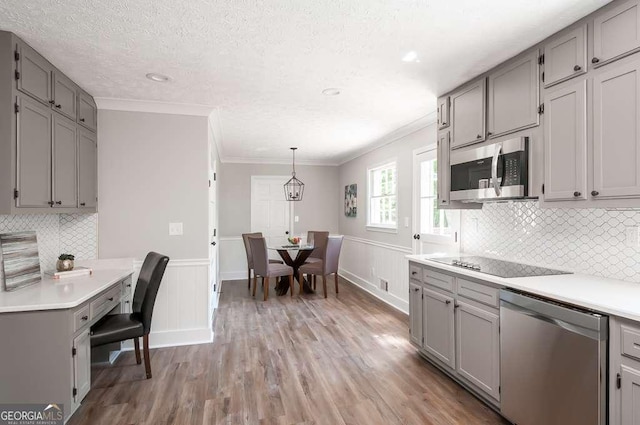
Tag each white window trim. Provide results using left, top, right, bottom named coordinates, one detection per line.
left=366, top=159, right=398, bottom=232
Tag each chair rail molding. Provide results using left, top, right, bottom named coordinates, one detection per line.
left=339, top=235, right=410, bottom=314
left=128, top=258, right=213, bottom=349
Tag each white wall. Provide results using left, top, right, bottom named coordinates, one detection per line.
left=338, top=122, right=437, bottom=313
left=98, top=109, right=212, bottom=347
left=218, top=163, right=339, bottom=280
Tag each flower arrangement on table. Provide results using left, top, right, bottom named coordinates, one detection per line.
left=287, top=236, right=301, bottom=245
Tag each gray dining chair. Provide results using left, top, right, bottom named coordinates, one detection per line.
left=305, top=231, right=329, bottom=289
left=242, top=232, right=283, bottom=289
left=298, top=236, right=343, bottom=298
left=249, top=236, right=295, bottom=300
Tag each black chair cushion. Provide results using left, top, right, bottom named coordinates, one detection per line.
left=90, top=313, right=144, bottom=347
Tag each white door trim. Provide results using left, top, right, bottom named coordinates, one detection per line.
left=412, top=145, right=436, bottom=254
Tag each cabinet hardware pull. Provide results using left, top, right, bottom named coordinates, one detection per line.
left=476, top=134, right=482, bottom=139
left=55, top=104, right=61, bottom=108
left=411, top=271, right=417, bottom=275
left=47, top=201, right=54, bottom=207
left=574, top=65, right=582, bottom=71
left=445, top=300, right=451, bottom=305
left=55, top=201, right=62, bottom=205
left=80, top=118, right=85, bottom=122
left=487, top=132, right=493, bottom=136
left=80, top=202, right=86, bottom=206
left=573, top=191, right=581, bottom=197
left=125, top=301, right=130, bottom=304
left=108, top=297, right=114, bottom=301
left=591, top=190, right=599, bottom=197
left=49, top=100, right=55, bottom=105
left=413, top=288, right=419, bottom=292
left=127, top=284, right=131, bottom=287
left=81, top=315, right=88, bottom=321
left=592, top=57, right=600, bottom=64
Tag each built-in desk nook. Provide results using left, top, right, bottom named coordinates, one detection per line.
left=0, top=260, right=134, bottom=423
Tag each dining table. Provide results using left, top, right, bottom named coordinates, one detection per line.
left=268, top=244, right=316, bottom=296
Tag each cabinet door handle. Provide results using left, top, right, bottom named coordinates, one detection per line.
left=592, top=57, right=600, bottom=64
left=574, top=65, right=582, bottom=71
left=49, top=100, right=55, bottom=105
left=476, top=134, right=482, bottom=139
left=413, top=287, right=420, bottom=292
left=108, top=297, right=114, bottom=301
left=125, top=301, right=130, bottom=304
left=411, top=271, right=417, bottom=275
left=126, top=284, right=131, bottom=287
left=55, top=201, right=62, bottom=205
left=80, top=202, right=86, bottom=206
left=47, top=201, right=55, bottom=207
left=55, top=104, right=61, bottom=109
left=573, top=191, right=581, bottom=197
left=80, top=118, right=85, bottom=122
left=81, top=315, right=88, bottom=321
left=445, top=300, right=451, bottom=305
left=487, top=132, right=493, bottom=136
left=591, top=190, right=599, bottom=197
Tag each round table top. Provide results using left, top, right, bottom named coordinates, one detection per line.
left=268, top=244, right=315, bottom=251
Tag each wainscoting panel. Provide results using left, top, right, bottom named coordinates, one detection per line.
left=130, top=258, right=213, bottom=348
left=339, top=236, right=411, bottom=314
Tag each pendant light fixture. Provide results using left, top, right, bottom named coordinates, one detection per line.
left=284, top=147, right=304, bottom=201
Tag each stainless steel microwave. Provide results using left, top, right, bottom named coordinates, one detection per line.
left=450, top=137, right=529, bottom=201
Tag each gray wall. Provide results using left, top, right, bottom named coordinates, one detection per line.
left=219, top=163, right=340, bottom=236
left=98, top=110, right=209, bottom=260
left=338, top=124, right=436, bottom=247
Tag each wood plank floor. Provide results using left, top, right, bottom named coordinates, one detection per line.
left=69, top=277, right=509, bottom=425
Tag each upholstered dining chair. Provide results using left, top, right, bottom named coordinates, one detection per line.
left=298, top=236, right=343, bottom=298
left=305, top=231, right=329, bottom=289
left=242, top=232, right=283, bottom=289
left=90, top=252, right=169, bottom=379
left=249, top=236, right=294, bottom=300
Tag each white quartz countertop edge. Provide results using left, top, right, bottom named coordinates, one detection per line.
left=407, top=254, right=640, bottom=323
left=0, top=268, right=134, bottom=313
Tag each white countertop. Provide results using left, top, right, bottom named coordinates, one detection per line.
left=0, top=267, right=133, bottom=313
left=407, top=254, right=640, bottom=323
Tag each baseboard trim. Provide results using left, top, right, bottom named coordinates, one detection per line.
left=121, top=328, right=214, bottom=351
left=221, top=270, right=248, bottom=281
left=339, top=268, right=408, bottom=314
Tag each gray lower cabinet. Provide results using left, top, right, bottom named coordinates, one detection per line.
left=543, top=24, right=587, bottom=87
left=593, top=0, right=640, bottom=67
left=53, top=71, right=77, bottom=121
left=543, top=79, right=587, bottom=201
left=593, top=57, right=640, bottom=199
left=16, top=39, right=52, bottom=105
left=423, top=287, right=455, bottom=369
left=53, top=114, right=78, bottom=207
left=450, top=78, right=486, bottom=149
left=609, top=317, right=640, bottom=425
left=78, top=129, right=97, bottom=208
left=16, top=94, right=51, bottom=208
left=487, top=50, right=539, bottom=138
left=409, top=281, right=423, bottom=347
left=72, top=329, right=91, bottom=408
left=455, top=301, right=500, bottom=401
left=621, top=365, right=640, bottom=425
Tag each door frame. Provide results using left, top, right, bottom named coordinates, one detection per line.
left=250, top=175, right=295, bottom=236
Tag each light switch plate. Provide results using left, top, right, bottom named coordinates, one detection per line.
left=294, top=216, right=299, bottom=223
left=169, top=222, right=183, bottom=236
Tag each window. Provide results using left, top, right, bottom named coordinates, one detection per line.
left=368, top=161, right=397, bottom=230
left=416, top=149, right=458, bottom=245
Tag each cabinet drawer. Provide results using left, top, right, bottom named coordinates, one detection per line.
left=90, top=286, right=121, bottom=319
left=622, top=324, right=640, bottom=362
left=121, top=279, right=132, bottom=297
left=409, top=264, right=423, bottom=281
left=457, top=278, right=499, bottom=308
left=73, top=304, right=90, bottom=332
left=424, top=269, right=455, bottom=293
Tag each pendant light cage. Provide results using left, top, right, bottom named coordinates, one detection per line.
left=284, top=147, right=305, bottom=201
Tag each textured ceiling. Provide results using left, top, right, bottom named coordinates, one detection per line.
left=0, top=0, right=610, bottom=164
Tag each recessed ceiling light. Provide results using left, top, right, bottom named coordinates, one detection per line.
left=146, top=73, right=170, bottom=82
left=322, top=88, right=341, bottom=96
left=402, top=51, right=418, bottom=62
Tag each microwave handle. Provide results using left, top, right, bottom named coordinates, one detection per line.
left=491, top=143, right=503, bottom=196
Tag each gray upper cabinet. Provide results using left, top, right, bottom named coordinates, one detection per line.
left=15, top=41, right=52, bottom=105
left=593, top=0, right=640, bottom=67
left=593, top=57, right=640, bottom=199
left=455, top=301, right=500, bottom=401
left=450, top=78, right=486, bottom=149
left=78, top=91, right=97, bottom=132
left=543, top=80, right=587, bottom=201
left=52, top=115, right=78, bottom=208
left=487, top=50, right=539, bottom=138
left=437, top=131, right=450, bottom=206
left=16, top=95, right=51, bottom=208
left=409, top=280, right=423, bottom=347
left=544, top=25, right=587, bottom=87
left=78, top=129, right=97, bottom=209
left=437, top=96, right=450, bottom=129
left=423, top=288, right=455, bottom=369
left=53, top=71, right=77, bottom=121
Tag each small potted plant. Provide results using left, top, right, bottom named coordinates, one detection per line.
left=57, top=254, right=75, bottom=272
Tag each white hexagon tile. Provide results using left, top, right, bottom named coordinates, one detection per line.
left=0, top=213, right=97, bottom=274
left=462, top=201, right=640, bottom=283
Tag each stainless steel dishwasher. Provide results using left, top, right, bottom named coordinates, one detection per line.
left=500, top=289, right=608, bottom=425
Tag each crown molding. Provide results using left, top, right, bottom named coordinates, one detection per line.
left=220, top=156, right=338, bottom=167
left=336, top=111, right=437, bottom=165
left=95, top=97, right=216, bottom=116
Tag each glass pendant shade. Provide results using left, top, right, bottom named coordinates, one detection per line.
left=284, top=147, right=304, bottom=201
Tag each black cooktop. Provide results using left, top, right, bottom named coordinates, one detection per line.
left=430, top=256, right=572, bottom=278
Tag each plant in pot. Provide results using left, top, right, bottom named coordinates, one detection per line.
left=57, top=254, right=75, bottom=272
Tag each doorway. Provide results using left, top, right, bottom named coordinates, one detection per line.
left=251, top=176, right=293, bottom=258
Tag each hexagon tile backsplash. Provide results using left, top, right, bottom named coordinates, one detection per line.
left=461, top=201, right=640, bottom=283
left=0, top=214, right=97, bottom=272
